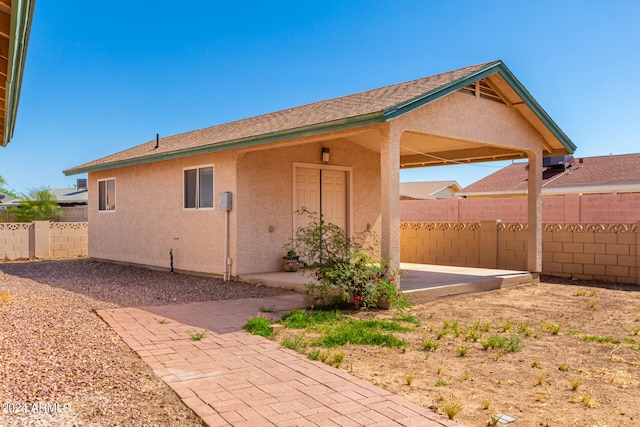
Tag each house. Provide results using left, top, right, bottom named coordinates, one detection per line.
left=447, top=153, right=640, bottom=223
left=457, top=153, right=640, bottom=197
left=0, top=0, right=36, bottom=147
left=63, top=60, right=575, bottom=277
left=400, top=181, right=461, bottom=200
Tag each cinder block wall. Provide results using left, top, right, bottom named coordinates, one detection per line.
left=0, top=222, right=88, bottom=260
left=401, top=221, right=640, bottom=285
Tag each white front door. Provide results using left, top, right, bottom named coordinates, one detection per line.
left=294, top=167, right=348, bottom=232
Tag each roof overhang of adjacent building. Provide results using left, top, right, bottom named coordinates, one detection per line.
left=64, top=60, right=576, bottom=176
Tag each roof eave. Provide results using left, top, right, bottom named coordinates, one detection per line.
left=383, top=60, right=576, bottom=155
left=3, top=0, right=36, bottom=147
left=64, top=110, right=386, bottom=176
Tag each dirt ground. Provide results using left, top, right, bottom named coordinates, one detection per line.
left=273, top=278, right=640, bottom=427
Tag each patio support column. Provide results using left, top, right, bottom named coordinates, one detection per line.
left=380, top=124, right=401, bottom=271
left=527, top=150, right=543, bottom=272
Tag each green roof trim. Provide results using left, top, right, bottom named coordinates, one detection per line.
left=64, top=60, right=575, bottom=176
left=3, top=0, right=36, bottom=147
left=63, top=111, right=386, bottom=176
left=383, top=61, right=576, bottom=153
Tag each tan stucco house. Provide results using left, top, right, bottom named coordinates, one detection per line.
left=64, top=60, right=575, bottom=277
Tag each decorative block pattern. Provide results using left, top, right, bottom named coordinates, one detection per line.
left=401, top=221, right=639, bottom=285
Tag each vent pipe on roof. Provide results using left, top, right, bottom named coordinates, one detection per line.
left=155, top=133, right=159, bottom=149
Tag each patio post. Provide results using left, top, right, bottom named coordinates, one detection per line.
left=380, top=124, right=401, bottom=271
left=526, top=150, right=543, bottom=272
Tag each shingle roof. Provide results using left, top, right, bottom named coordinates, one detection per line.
left=400, top=181, right=461, bottom=199
left=459, top=153, right=640, bottom=195
left=64, top=60, right=574, bottom=175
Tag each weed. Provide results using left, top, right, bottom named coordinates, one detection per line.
left=281, top=336, right=307, bottom=353
left=457, top=346, right=468, bottom=357
left=630, top=326, right=639, bottom=335
left=580, top=391, right=599, bottom=408
left=0, top=291, right=11, bottom=304
left=531, top=359, right=542, bottom=369
left=436, top=364, right=444, bottom=376
left=567, top=330, right=581, bottom=335
left=405, top=372, right=414, bottom=386
left=589, top=290, right=597, bottom=297
left=464, top=327, right=482, bottom=342
left=535, top=370, right=547, bottom=386
left=559, top=364, right=571, bottom=372
left=435, top=380, right=448, bottom=387
left=394, top=314, right=420, bottom=326
left=313, top=319, right=407, bottom=348
left=518, top=322, right=532, bottom=337
left=589, top=300, right=597, bottom=310
left=436, top=329, right=447, bottom=340
left=544, top=322, right=561, bottom=335
left=460, top=370, right=469, bottom=381
left=573, top=289, right=587, bottom=296
left=502, top=320, right=512, bottom=332
left=328, top=352, right=345, bottom=367
left=281, top=309, right=341, bottom=329
left=244, top=317, right=273, bottom=337
left=441, top=396, right=462, bottom=420
left=189, top=330, right=206, bottom=341
left=583, top=335, right=620, bottom=344
left=428, top=311, right=435, bottom=319
left=481, top=334, right=524, bottom=353
left=307, top=349, right=322, bottom=361
left=158, top=319, right=169, bottom=324
left=481, top=321, right=492, bottom=332
left=569, top=375, right=582, bottom=391
left=481, top=398, right=491, bottom=410
left=423, top=339, right=439, bottom=351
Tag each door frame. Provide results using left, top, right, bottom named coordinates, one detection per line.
left=292, top=162, right=353, bottom=238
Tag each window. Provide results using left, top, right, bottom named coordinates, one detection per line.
left=98, top=178, right=116, bottom=211
left=184, top=166, right=214, bottom=209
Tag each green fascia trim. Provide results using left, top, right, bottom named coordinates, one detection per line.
left=383, top=61, right=576, bottom=154
left=63, top=111, right=386, bottom=176
left=3, top=0, right=36, bottom=147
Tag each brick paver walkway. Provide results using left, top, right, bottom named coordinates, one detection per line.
left=97, top=294, right=460, bottom=426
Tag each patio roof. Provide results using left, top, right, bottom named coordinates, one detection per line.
left=64, top=60, right=576, bottom=176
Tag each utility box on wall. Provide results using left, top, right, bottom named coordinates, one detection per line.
left=220, top=192, right=232, bottom=211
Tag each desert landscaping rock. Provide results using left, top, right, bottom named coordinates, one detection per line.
left=0, top=259, right=292, bottom=426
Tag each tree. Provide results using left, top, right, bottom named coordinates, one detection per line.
left=13, top=188, right=62, bottom=222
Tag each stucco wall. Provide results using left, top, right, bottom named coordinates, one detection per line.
left=88, top=151, right=238, bottom=275
left=400, top=193, right=640, bottom=223
left=236, top=140, right=381, bottom=274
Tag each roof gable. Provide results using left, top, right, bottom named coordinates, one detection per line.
left=65, top=60, right=575, bottom=176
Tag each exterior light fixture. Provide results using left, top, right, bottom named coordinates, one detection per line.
left=322, top=147, right=330, bottom=162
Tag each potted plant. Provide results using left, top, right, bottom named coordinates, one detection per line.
left=282, top=248, right=300, bottom=272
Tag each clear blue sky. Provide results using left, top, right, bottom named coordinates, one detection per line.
left=2, top=0, right=639, bottom=194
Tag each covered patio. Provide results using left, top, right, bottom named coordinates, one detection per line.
left=239, top=263, right=537, bottom=304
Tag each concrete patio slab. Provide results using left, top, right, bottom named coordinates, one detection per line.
left=97, top=294, right=460, bottom=426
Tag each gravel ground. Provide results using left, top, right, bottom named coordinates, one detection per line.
left=0, top=259, right=293, bottom=426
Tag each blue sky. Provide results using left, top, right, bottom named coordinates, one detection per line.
left=2, top=0, right=639, bottom=194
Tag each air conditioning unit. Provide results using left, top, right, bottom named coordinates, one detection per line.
left=76, top=178, right=88, bottom=190
left=543, top=155, right=572, bottom=169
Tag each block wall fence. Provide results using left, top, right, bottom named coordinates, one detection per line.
left=401, top=221, right=640, bottom=285
left=400, top=193, right=640, bottom=223
left=0, top=222, right=88, bottom=260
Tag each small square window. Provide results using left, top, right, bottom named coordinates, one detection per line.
left=98, top=179, right=116, bottom=211
left=184, top=166, right=214, bottom=209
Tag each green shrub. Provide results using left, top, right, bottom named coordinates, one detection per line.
left=244, top=317, right=273, bottom=337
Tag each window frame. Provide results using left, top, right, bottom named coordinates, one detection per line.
left=183, top=165, right=215, bottom=210
left=97, top=178, right=116, bottom=212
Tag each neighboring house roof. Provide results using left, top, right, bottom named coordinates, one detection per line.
left=457, top=153, right=640, bottom=197
left=1, top=0, right=36, bottom=147
left=48, top=187, right=88, bottom=205
left=2, top=187, right=88, bottom=206
left=64, top=60, right=576, bottom=176
left=400, top=181, right=461, bottom=199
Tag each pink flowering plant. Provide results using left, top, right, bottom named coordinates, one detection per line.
left=290, top=210, right=409, bottom=311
